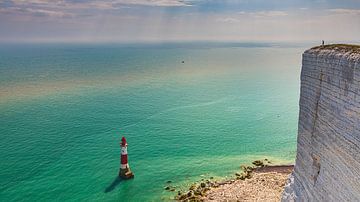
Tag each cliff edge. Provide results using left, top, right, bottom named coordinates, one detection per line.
left=282, top=44, right=360, bottom=201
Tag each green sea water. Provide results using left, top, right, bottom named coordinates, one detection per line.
left=0, top=43, right=303, bottom=201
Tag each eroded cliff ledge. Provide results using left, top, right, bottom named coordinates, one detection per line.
left=282, top=44, right=360, bottom=201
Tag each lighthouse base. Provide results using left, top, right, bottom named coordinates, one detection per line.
left=119, top=168, right=134, bottom=179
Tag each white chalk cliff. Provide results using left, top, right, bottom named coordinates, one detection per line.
left=282, top=45, right=360, bottom=201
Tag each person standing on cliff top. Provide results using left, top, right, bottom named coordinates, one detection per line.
left=322, top=40, right=324, bottom=46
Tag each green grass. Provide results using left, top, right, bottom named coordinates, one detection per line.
left=311, top=44, right=360, bottom=54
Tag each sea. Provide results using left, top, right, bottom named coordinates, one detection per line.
left=0, top=42, right=304, bottom=201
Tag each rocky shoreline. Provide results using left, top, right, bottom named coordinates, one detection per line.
left=166, top=160, right=293, bottom=202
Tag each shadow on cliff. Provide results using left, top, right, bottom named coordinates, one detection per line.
left=104, top=176, right=123, bottom=193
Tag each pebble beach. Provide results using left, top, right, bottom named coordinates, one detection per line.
left=175, top=163, right=293, bottom=202
left=205, top=169, right=292, bottom=201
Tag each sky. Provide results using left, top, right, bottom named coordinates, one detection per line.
left=0, top=0, right=360, bottom=43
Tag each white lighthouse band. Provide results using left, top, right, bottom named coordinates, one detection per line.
left=121, top=163, right=129, bottom=169
left=121, top=147, right=127, bottom=155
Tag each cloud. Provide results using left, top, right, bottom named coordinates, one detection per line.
left=11, top=0, right=116, bottom=10
left=3, top=1, right=114, bottom=19
left=328, top=9, right=360, bottom=15
left=0, top=6, right=72, bottom=18
left=115, top=0, right=193, bottom=7
left=243, top=11, right=289, bottom=18
left=216, top=10, right=288, bottom=23
left=22, top=7, right=71, bottom=17
left=216, top=17, right=240, bottom=23
left=11, top=0, right=193, bottom=8
left=2, top=0, right=194, bottom=19
left=12, top=0, right=58, bottom=4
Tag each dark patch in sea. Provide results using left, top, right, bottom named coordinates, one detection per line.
left=104, top=176, right=123, bottom=193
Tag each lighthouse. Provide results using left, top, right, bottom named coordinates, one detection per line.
left=119, top=136, right=134, bottom=179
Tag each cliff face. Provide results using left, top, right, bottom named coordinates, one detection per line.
left=283, top=45, right=360, bottom=201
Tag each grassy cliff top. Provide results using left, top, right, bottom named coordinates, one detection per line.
left=311, top=44, right=360, bottom=54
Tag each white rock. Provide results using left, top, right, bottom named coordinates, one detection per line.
left=282, top=46, right=360, bottom=201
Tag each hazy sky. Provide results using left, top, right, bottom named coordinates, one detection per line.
left=0, top=0, right=360, bottom=42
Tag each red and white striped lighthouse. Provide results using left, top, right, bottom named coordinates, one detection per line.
left=119, top=136, right=134, bottom=179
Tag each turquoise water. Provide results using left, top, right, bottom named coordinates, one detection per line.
left=0, top=43, right=302, bottom=201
